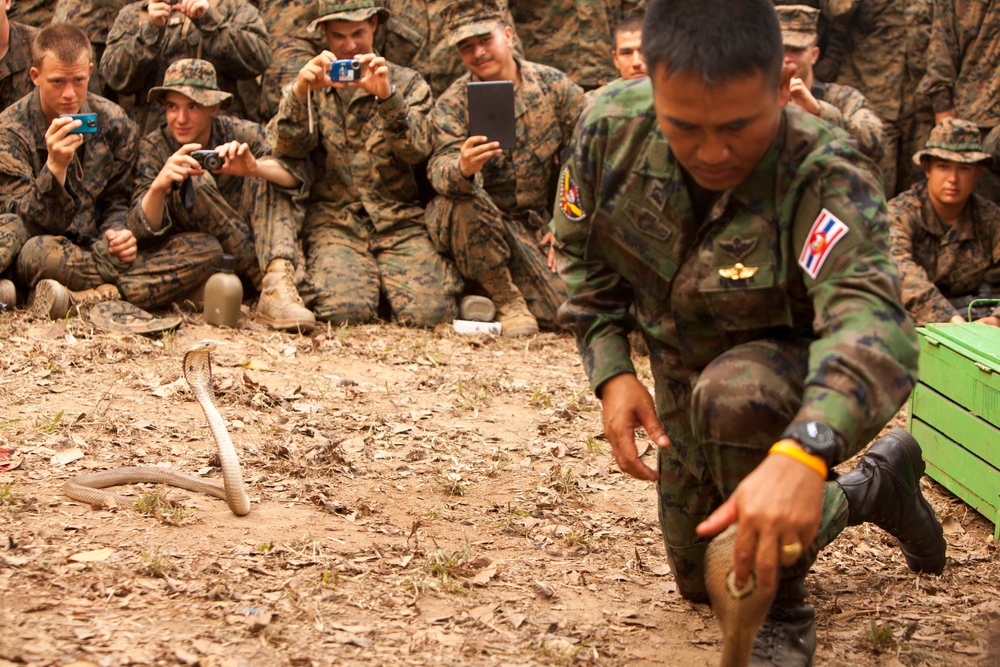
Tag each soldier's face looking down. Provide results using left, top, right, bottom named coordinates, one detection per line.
left=163, top=91, right=219, bottom=147
left=922, top=158, right=981, bottom=213
left=612, top=30, right=646, bottom=80
left=651, top=66, right=791, bottom=192
left=457, top=26, right=516, bottom=82
left=321, top=17, right=377, bottom=60
left=29, top=52, right=93, bottom=121
left=782, top=44, right=819, bottom=88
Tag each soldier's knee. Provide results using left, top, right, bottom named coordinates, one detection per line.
left=16, top=236, right=70, bottom=283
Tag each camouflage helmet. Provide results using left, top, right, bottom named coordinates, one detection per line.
left=147, top=59, right=233, bottom=108
left=440, top=0, right=505, bottom=47
left=913, top=118, right=994, bottom=166
left=775, top=5, right=820, bottom=49
left=308, top=0, right=390, bottom=32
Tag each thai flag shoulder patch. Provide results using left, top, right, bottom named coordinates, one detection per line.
left=558, top=165, right=587, bottom=222
left=798, top=208, right=849, bottom=279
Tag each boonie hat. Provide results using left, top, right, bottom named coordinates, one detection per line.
left=90, top=301, right=182, bottom=337
left=147, top=59, right=233, bottom=108
left=308, top=0, right=390, bottom=32
left=776, top=5, right=820, bottom=49
left=440, top=0, right=505, bottom=47
left=913, top=117, right=994, bottom=166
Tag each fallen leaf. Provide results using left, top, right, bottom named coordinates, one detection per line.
left=68, top=547, right=114, bottom=562
left=152, top=377, right=187, bottom=398
left=242, top=359, right=270, bottom=371
left=51, top=447, right=84, bottom=466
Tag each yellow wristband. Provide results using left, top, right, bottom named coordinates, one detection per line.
left=769, top=439, right=828, bottom=479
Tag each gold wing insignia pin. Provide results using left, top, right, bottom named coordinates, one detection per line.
left=718, top=262, right=759, bottom=280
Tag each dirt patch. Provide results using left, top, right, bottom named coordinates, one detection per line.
left=0, top=309, right=996, bottom=666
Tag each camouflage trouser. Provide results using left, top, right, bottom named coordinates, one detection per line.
left=15, top=232, right=222, bottom=310
left=258, top=37, right=322, bottom=121
left=425, top=191, right=567, bottom=330
left=174, top=175, right=303, bottom=287
left=0, top=214, right=28, bottom=275
left=300, top=213, right=461, bottom=327
left=881, top=101, right=934, bottom=198
left=657, top=339, right=850, bottom=605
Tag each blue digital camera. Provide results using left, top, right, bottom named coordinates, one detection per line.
left=329, top=59, right=363, bottom=82
left=60, top=113, right=98, bottom=134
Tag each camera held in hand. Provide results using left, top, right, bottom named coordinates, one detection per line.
left=190, top=149, right=224, bottom=171
left=329, top=59, right=364, bottom=82
left=59, top=113, right=98, bottom=134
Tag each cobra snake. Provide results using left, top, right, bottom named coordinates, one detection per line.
left=705, top=523, right=777, bottom=667
left=64, top=342, right=251, bottom=516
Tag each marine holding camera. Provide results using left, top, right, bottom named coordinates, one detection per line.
left=130, top=58, right=316, bottom=332
left=265, top=0, right=460, bottom=328
left=0, top=23, right=223, bottom=319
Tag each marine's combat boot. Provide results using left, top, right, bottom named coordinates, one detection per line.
left=30, top=280, right=120, bottom=319
left=254, top=259, right=316, bottom=333
left=837, top=428, right=946, bottom=574
left=479, top=268, right=538, bottom=337
left=0, top=279, right=15, bottom=311
left=458, top=295, right=496, bottom=322
left=750, top=602, right=816, bottom=667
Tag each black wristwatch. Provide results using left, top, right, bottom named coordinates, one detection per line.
left=781, top=421, right=839, bottom=469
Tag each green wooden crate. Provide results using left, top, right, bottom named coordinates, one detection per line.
left=907, top=323, right=1000, bottom=539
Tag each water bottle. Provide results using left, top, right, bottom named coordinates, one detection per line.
left=204, top=254, right=242, bottom=328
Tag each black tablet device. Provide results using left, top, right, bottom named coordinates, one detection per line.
left=467, top=80, right=516, bottom=150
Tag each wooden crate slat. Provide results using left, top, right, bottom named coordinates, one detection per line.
left=910, top=384, right=1000, bottom=467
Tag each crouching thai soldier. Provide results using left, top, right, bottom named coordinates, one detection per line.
left=131, top=58, right=316, bottom=332
left=267, top=0, right=460, bottom=326
left=0, top=23, right=220, bottom=319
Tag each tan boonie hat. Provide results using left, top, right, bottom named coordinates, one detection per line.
left=147, top=59, right=233, bottom=108
left=308, top=0, right=390, bottom=32
left=776, top=5, right=820, bottom=49
left=440, top=0, right=505, bottom=47
left=913, top=117, right=994, bottom=166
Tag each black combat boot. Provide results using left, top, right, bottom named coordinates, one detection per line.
left=837, top=428, right=946, bottom=574
left=750, top=601, right=816, bottom=667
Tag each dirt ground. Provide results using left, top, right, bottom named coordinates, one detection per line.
left=0, top=307, right=997, bottom=667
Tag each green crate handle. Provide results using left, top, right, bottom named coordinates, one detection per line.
left=975, top=362, right=994, bottom=374
left=967, top=298, right=1000, bottom=322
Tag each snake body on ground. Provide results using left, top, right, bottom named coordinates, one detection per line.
left=63, top=342, right=251, bottom=516
left=704, top=523, right=777, bottom=667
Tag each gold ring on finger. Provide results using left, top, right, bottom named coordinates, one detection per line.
left=780, top=541, right=803, bottom=560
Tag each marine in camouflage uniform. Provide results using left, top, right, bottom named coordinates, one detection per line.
left=510, top=0, right=644, bottom=91
left=889, top=119, right=1000, bottom=324
left=267, top=0, right=460, bottom=326
left=918, top=0, right=1000, bottom=201
left=778, top=5, right=886, bottom=163
left=552, top=1, right=944, bottom=662
left=379, top=0, right=521, bottom=98
left=834, top=0, right=934, bottom=197
left=101, top=0, right=271, bottom=134
left=8, top=0, right=55, bottom=26
left=427, top=0, right=582, bottom=334
left=255, top=0, right=324, bottom=121
left=0, top=26, right=219, bottom=314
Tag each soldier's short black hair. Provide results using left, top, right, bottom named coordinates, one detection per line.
left=32, top=23, right=93, bottom=69
left=642, top=0, right=783, bottom=87
left=613, top=13, right=644, bottom=48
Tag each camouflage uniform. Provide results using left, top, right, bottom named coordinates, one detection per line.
left=810, top=81, right=886, bottom=163
left=101, top=0, right=271, bottom=134
left=380, top=0, right=521, bottom=98
left=267, top=62, right=460, bottom=326
left=0, top=91, right=220, bottom=308
left=889, top=118, right=1000, bottom=323
left=834, top=0, right=934, bottom=196
left=510, top=0, right=644, bottom=91
left=551, top=79, right=918, bottom=602
left=130, top=115, right=306, bottom=286
left=255, top=0, right=324, bottom=121
left=0, top=22, right=38, bottom=112
left=426, top=59, right=583, bottom=328
left=8, top=0, right=55, bottom=27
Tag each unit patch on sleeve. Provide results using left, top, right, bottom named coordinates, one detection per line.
left=798, top=208, right=849, bottom=279
left=558, top=165, right=587, bottom=222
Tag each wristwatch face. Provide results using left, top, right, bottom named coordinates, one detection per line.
left=786, top=421, right=837, bottom=466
